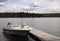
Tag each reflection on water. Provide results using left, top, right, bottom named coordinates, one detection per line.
left=3, top=32, right=28, bottom=41
left=2, top=31, right=35, bottom=41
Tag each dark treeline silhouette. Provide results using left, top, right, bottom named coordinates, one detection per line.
left=0, top=12, right=60, bottom=18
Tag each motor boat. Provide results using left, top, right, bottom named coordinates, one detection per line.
left=3, top=23, right=32, bottom=37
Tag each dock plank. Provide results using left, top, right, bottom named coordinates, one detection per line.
left=30, top=27, right=60, bottom=41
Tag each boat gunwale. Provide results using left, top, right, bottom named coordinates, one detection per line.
left=3, top=29, right=30, bottom=32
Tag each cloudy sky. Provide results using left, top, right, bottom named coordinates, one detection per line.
left=0, top=0, right=60, bottom=13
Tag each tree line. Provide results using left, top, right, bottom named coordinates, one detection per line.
left=0, top=12, right=60, bottom=18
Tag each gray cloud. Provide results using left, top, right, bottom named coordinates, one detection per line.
left=0, top=0, right=7, bottom=2
left=0, top=0, right=60, bottom=13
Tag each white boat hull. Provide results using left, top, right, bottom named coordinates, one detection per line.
left=3, top=25, right=32, bottom=36
left=3, top=29, right=30, bottom=36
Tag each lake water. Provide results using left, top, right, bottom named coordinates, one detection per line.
left=0, top=18, right=60, bottom=41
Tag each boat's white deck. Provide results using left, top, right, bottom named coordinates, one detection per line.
left=4, top=25, right=32, bottom=30
left=11, top=25, right=32, bottom=30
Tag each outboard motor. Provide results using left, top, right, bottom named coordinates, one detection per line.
left=7, top=22, right=11, bottom=25
left=7, top=22, right=12, bottom=27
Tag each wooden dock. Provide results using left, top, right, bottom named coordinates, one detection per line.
left=30, top=27, right=60, bottom=41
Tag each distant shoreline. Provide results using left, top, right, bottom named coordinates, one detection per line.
left=0, top=12, right=60, bottom=17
